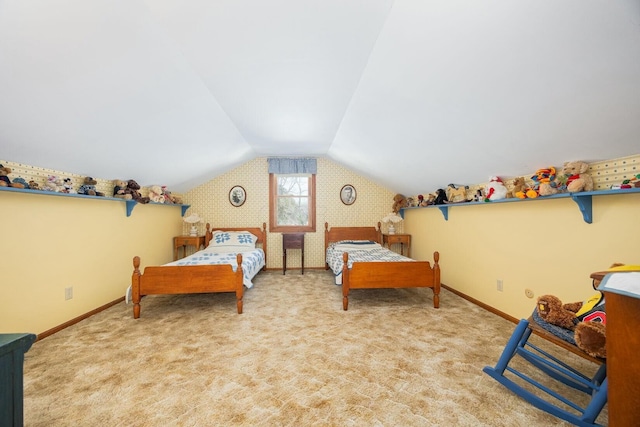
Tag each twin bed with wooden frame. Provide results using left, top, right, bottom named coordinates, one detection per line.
left=131, top=223, right=267, bottom=318
left=324, top=222, right=441, bottom=310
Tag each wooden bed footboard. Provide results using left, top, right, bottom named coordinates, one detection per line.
left=131, top=223, right=268, bottom=318
left=132, top=254, right=245, bottom=318
left=341, top=251, right=441, bottom=310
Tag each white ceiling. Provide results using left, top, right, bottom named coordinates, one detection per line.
left=1, top=0, right=639, bottom=194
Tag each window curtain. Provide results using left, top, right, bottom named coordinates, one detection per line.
left=267, top=158, right=317, bottom=174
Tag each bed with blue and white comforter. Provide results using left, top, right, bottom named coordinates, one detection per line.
left=165, top=248, right=265, bottom=288
left=326, top=240, right=412, bottom=285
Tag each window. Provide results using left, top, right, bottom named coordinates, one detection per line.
left=269, top=173, right=316, bottom=232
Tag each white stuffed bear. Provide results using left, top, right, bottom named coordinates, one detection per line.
left=148, top=185, right=164, bottom=203
left=44, top=175, right=64, bottom=192
left=484, top=176, right=508, bottom=201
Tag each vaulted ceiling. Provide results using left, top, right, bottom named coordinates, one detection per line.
left=1, top=1, right=639, bottom=194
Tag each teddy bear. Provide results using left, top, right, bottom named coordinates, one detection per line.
left=28, top=180, right=40, bottom=190
left=0, top=164, right=25, bottom=188
left=562, top=161, right=593, bottom=193
left=484, top=176, right=508, bottom=202
left=78, top=176, right=105, bottom=196
left=509, top=177, right=536, bottom=199
left=148, top=185, right=164, bottom=203
left=112, top=180, right=132, bottom=200
left=124, top=179, right=150, bottom=204
left=536, top=293, right=607, bottom=358
left=534, top=263, right=628, bottom=359
left=44, top=175, right=64, bottom=192
left=392, top=194, right=407, bottom=213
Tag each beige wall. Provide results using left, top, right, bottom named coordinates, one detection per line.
left=182, top=157, right=397, bottom=270
left=405, top=192, right=640, bottom=319
left=1, top=190, right=183, bottom=335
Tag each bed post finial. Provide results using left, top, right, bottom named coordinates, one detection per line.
left=132, top=256, right=142, bottom=319
left=432, top=251, right=441, bottom=308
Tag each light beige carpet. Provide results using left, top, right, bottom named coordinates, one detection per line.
left=23, top=270, right=607, bottom=426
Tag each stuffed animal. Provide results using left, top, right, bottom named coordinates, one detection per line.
left=484, top=176, right=508, bottom=202
left=535, top=263, right=630, bottom=359
left=161, top=186, right=173, bottom=204
left=562, top=161, right=593, bottom=193
left=44, top=175, right=64, bottom=192
left=124, top=179, right=150, bottom=204
left=532, top=166, right=559, bottom=196
left=162, top=186, right=182, bottom=204
left=610, top=173, right=640, bottom=190
left=78, top=177, right=105, bottom=196
left=446, top=184, right=469, bottom=203
left=392, top=194, right=407, bottom=213
left=507, top=177, right=522, bottom=198
left=62, top=178, right=76, bottom=194
left=112, top=180, right=132, bottom=200
left=511, top=176, right=538, bottom=199
left=28, top=180, right=40, bottom=190
left=536, top=292, right=606, bottom=358
left=0, top=164, right=25, bottom=188
left=148, top=185, right=164, bottom=203
left=472, top=189, right=484, bottom=202
left=12, top=177, right=29, bottom=189
left=433, top=188, right=448, bottom=205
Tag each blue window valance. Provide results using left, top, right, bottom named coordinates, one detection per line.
left=267, top=158, right=317, bottom=174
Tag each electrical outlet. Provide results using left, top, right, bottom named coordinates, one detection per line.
left=65, top=286, right=73, bottom=300
left=496, top=279, right=503, bottom=292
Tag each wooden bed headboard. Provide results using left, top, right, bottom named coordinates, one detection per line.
left=324, top=222, right=382, bottom=254
left=204, top=223, right=268, bottom=266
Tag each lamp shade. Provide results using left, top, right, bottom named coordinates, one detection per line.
left=381, top=212, right=403, bottom=234
left=183, top=213, right=202, bottom=236
left=183, top=213, right=202, bottom=224
left=381, top=213, right=403, bottom=224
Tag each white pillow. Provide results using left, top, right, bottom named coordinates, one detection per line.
left=209, top=231, right=257, bottom=248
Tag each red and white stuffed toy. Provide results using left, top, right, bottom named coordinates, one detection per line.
left=484, top=176, right=508, bottom=202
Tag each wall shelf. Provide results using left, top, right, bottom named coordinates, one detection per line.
left=0, top=186, right=190, bottom=217
left=402, top=188, right=640, bottom=224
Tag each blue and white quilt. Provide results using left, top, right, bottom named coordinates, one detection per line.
left=326, top=240, right=412, bottom=285
left=164, top=248, right=265, bottom=288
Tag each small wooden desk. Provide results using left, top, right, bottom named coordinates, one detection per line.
left=382, top=233, right=411, bottom=257
left=592, top=269, right=640, bottom=427
left=282, top=233, right=304, bottom=275
left=173, top=235, right=205, bottom=260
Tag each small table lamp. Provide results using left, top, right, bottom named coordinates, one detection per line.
left=183, top=213, right=202, bottom=236
left=381, top=213, right=403, bottom=234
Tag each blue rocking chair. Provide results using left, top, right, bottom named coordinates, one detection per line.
left=483, top=315, right=607, bottom=427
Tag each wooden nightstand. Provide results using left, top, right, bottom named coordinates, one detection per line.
left=174, top=235, right=205, bottom=260
left=382, top=233, right=411, bottom=257
left=282, top=233, right=304, bottom=274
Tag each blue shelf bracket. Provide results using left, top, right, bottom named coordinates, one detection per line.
left=570, top=194, right=593, bottom=224
left=181, top=205, right=190, bottom=217
left=437, top=206, right=449, bottom=221
left=125, top=200, right=136, bottom=217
